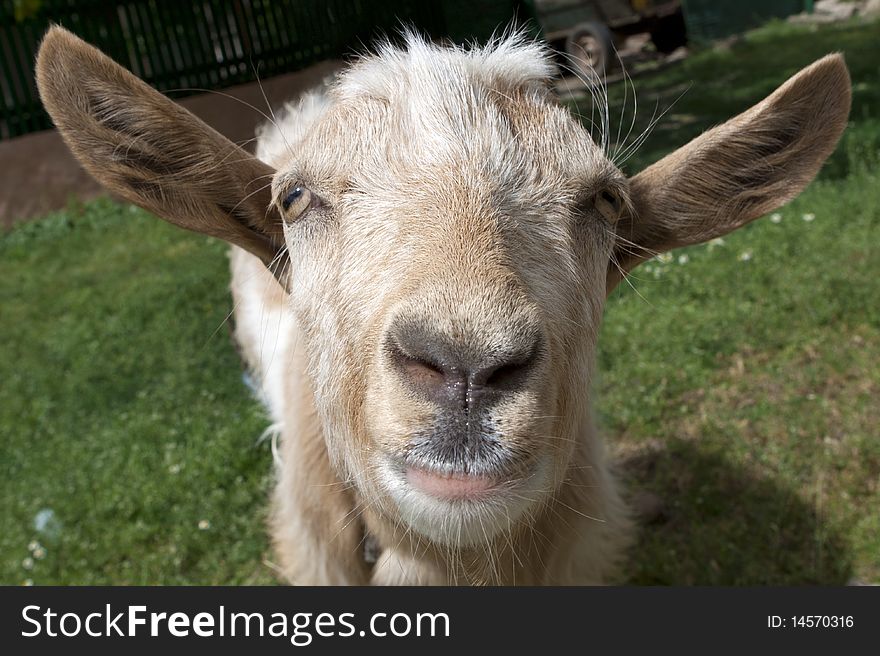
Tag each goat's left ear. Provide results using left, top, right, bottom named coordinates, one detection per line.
left=607, top=54, right=851, bottom=294
left=36, top=26, right=284, bottom=269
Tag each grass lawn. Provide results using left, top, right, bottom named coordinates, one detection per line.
left=2, top=17, right=878, bottom=585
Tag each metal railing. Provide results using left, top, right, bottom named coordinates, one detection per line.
left=0, top=0, right=458, bottom=139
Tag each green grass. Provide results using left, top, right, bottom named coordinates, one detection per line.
left=2, top=17, right=878, bottom=585
left=1, top=202, right=276, bottom=584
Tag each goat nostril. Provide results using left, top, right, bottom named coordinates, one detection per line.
left=387, top=339, right=458, bottom=397
left=482, top=360, right=525, bottom=388
left=400, top=356, right=445, bottom=389
left=472, top=350, right=535, bottom=391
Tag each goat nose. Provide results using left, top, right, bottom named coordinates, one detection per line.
left=386, top=323, right=540, bottom=410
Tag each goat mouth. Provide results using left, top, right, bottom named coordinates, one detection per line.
left=378, top=454, right=552, bottom=547
left=405, top=465, right=498, bottom=500
left=389, top=452, right=536, bottom=503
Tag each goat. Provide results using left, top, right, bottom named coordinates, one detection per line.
left=35, top=25, right=851, bottom=585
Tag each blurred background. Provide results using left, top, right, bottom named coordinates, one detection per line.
left=1, top=0, right=878, bottom=585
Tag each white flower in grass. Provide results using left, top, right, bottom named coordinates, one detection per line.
left=33, top=547, right=46, bottom=560
left=168, top=463, right=181, bottom=475
left=198, top=519, right=211, bottom=531
left=802, top=213, right=816, bottom=222
left=28, top=540, right=40, bottom=553
left=707, top=237, right=725, bottom=251
left=678, top=254, right=690, bottom=265
left=22, top=557, right=34, bottom=570
left=770, top=213, right=783, bottom=223
left=22, top=579, right=34, bottom=587
left=656, top=252, right=674, bottom=264
left=738, top=250, right=753, bottom=262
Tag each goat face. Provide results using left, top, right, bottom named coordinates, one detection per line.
left=268, top=38, right=624, bottom=545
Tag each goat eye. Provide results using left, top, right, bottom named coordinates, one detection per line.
left=595, top=189, right=623, bottom=223
left=280, top=186, right=313, bottom=219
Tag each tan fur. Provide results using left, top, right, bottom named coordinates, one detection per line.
left=36, top=26, right=851, bottom=585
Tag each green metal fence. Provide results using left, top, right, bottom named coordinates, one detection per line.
left=0, top=0, right=533, bottom=140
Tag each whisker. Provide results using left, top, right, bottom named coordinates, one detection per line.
left=165, top=86, right=284, bottom=137
left=250, top=62, right=295, bottom=160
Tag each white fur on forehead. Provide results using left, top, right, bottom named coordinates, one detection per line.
left=256, top=89, right=331, bottom=166
left=258, top=30, right=602, bottom=197
left=318, top=30, right=582, bottom=189
left=335, top=31, right=557, bottom=103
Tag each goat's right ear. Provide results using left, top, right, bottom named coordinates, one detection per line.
left=36, top=26, right=284, bottom=267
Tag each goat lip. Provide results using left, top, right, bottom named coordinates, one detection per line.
left=405, top=466, right=498, bottom=500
